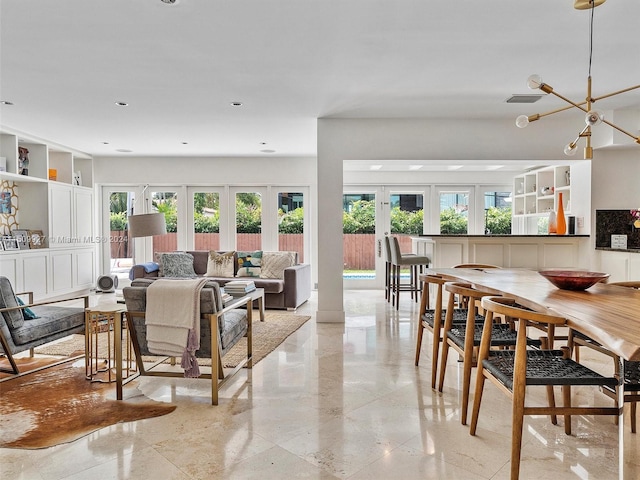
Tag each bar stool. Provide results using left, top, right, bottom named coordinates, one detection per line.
left=389, top=235, right=430, bottom=310
left=470, top=296, right=619, bottom=480
left=383, top=236, right=392, bottom=303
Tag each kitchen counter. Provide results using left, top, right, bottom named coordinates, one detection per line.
left=413, top=235, right=590, bottom=269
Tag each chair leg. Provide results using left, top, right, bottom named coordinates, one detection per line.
left=469, top=370, right=486, bottom=436
left=438, top=337, right=450, bottom=393
left=431, top=328, right=441, bottom=390
left=563, top=385, right=572, bottom=435
left=414, top=320, right=424, bottom=366
left=541, top=338, right=558, bottom=425
left=511, top=385, right=526, bottom=480
left=630, top=392, right=637, bottom=434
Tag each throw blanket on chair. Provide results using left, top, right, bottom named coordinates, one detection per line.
left=145, top=277, right=210, bottom=377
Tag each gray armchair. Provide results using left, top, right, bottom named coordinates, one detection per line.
left=121, top=280, right=252, bottom=405
left=0, top=276, right=88, bottom=377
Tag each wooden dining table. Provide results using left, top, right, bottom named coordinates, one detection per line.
left=424, top=268, right=640, bottom=361
left=423, top=267, right=639, bottom=479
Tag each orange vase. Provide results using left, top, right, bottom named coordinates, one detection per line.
left=556, top=192, right=567, bottom=235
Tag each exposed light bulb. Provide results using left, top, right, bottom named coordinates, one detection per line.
left=515, top=115, right=530, bottom=128
left=585, top=110, right=604, bottom=126
left=527, top=74, right=543, bottom=90
left=564, top=143, right=578, bottom=156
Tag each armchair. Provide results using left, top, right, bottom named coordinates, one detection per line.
left=0, top=276, right=88, bottom=377
left=120, top=280, right=252, bottom=405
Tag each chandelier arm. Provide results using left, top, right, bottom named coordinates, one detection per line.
left=591, top=84, right=640, bottom=102
left=547, top=90, right=589, bottom=114
left=600, top=118, right=640, bottom=142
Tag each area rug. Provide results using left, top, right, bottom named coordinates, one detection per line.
left=0, top=360, right=176, bottom=449
left=34, top=311, right=312, bottom=369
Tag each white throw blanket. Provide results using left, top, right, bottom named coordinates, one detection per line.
left=145, top=278, right=210, bottom=377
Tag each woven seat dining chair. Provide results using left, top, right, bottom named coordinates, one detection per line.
left=437, top=282, right=528, bottom=425
left=388, top=235, right=430, bottom=310
left=469, top=296, right=619, bottom=480
left=567, top=280, right=640, bottom=433
left=415, top=274, right=483, bottom=389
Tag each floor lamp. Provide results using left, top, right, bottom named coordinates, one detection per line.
left=128, top=213, right=167, bottom=264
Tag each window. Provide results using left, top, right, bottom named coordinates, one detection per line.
left=483, top=191, right=512, bottom=234
left=440, top=192, right=469, bottom=234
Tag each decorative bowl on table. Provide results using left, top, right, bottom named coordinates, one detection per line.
left=538, top=270, right=610, bottom=291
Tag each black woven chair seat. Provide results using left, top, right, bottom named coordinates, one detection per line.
left=446, top=323, right=526, bottom=349
left=422, top=309, right=483, bottom=328
left=482, top=349, right=619, bottom=389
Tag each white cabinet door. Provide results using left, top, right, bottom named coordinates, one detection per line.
left=74, top=187, right=93, bottom=243
left=21, top=251, right=49, bottom=298
left=49, top=183, right=73, bottom=247
left=75, top=248, right=95, bottom=289
left=0, top=255, right=20, bottom=290
left=50, top=250, right=73, bottom=293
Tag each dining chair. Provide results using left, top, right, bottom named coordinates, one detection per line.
left=469, top=296, right=619, bottom=480
left=567, top=280, right=640, bottom=433
left=388, top=236, right=430, bottom=310
left=438, top=282, right=524, bottom=425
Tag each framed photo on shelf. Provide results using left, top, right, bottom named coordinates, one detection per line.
left=0, top=190, right=11, bottom=214
left=28, top=230, right=45, bottom=249
left=12, top=229, right=30, bottom=250
left=2, top=235, right=19, bottom=251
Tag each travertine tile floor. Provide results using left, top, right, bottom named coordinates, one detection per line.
left=1, top=290, right=638, bottom=479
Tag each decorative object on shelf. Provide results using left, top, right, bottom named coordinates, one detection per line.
left=48, top=169, right=57, bottom=181
left=540, top=186, right=553, bottom=196
left=18, top=147, right=29, bottom=175
left=548, top=210, right=557, bottom=234
left=0, top=156, right=6, bottom=172
left=12, top=229, right=30, bottom=250
left=73, top=171, right=82, bottom=186
left=0, top=190, right=11, bottom=214
left=556, top=192, right=567, bottom=235
left=2, top=235, right=19, bottom=250
left=27, top=230, right=45, bottom=248
left=515, top=0, right=640, bottom=159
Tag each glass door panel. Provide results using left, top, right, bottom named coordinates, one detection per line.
left=193, top=191, right=221, bottom=250
left=105, top=189, right=135, bottom=282
left=277, top=191, right=304, bottom=262
left=151, top=189, right=178, bottom=255
left=235, top=191, right=262, bottom=251
left=439, top=191, right=469, bottom=234
left=342, top=192, right=376, bottom=283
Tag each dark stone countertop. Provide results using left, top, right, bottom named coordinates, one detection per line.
left=596, top=247, right=640, bottom=254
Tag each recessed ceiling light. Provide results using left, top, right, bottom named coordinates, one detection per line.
left=161, top=0, right=178, bottom=4
left=115, top=101, right=129, bottom=107
left=260, top=149, right=276, bottom=154
left=181, top=142, right=188, bottom=145
left=102, top=141, right=110, bottom=145
left=1, top=100, right=14, bottom=105
left=259, top=142, right=267, bottom=145
left=409, top=165, right=423, bottom=171
left=230, top=102, right=243, bottom=107
left=116, top=149, right=133, bottom=153
left=370, top=165, right=383, bottom=170
left=447, top=165, right=463, bottom=170
left=485, top=165, right=504, bottom=170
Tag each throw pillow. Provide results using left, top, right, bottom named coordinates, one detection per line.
left=17, top=297, right=39, bottom=320
left=205, top=251, right=235, bottom=277
left=236, top=250, right=263, bottom=278
left=260, top=251, right=297, bottom=279
left=159, top=252, right=197, bottom=278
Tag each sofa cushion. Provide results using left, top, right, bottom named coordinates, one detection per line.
left=10, top=306, right=85, bottom=346
left=205, top=251, right=235, bottom=277
left=0, top=276, right=24, bottom=329
left=236, top=250, right=262, bottom=277
left=261, top=251, right=297, bottom=279
left=159, top=252, right=197, bottom=278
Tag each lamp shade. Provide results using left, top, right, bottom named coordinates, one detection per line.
left=128, top=213, right=167, bottom=238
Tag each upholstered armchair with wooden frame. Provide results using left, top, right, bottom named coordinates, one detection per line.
left=120, top=281, right=252, bottom=405
left=0, top=276, right=88, bottom=379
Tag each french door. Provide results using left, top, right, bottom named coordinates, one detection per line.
left=343, top=185, right=430, bottom=289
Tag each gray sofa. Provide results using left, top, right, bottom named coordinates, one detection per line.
left=0, top=276, right=88, bottom=375
left=130, top=250, right=311, bottom=310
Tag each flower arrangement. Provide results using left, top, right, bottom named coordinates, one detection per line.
left=631, top=209, right=640, bottom=228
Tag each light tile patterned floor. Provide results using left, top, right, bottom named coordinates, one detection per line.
left=1, top=290, right=638, bottom=479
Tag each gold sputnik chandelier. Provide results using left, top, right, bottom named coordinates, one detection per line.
left=515, top=0, right=640, bottom=159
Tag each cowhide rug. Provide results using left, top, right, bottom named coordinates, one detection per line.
left=0, top=358, right=176, bottom=449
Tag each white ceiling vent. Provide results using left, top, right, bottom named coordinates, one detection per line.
left=505, top=94, right=544, bottom=104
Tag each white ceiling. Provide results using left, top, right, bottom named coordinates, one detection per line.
left=1, top=0, right=638, bottom=160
